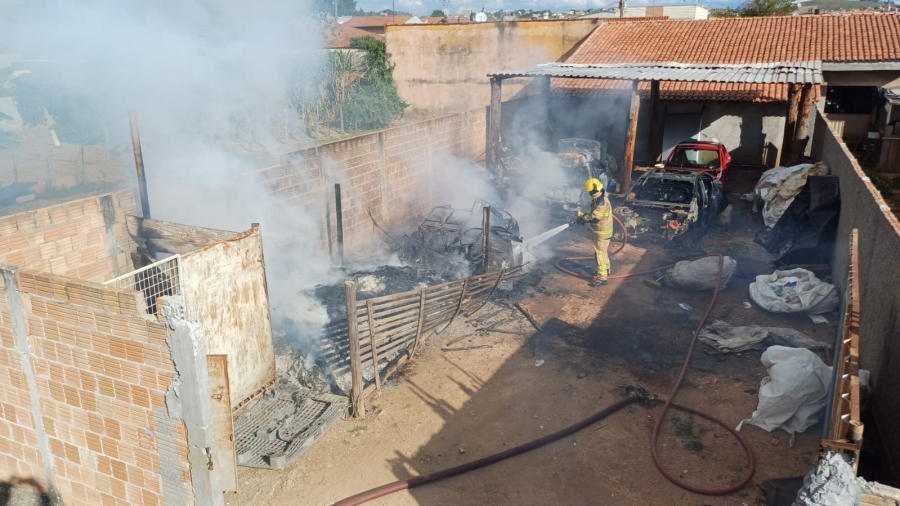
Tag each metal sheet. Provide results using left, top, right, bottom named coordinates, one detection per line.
left=233, top=390, right=348, bottom=469
left=488, top=61, right=824, bottom=84
left=181, top=227, right=276, bottom=412
left=208, top=355, right=237, bottom=492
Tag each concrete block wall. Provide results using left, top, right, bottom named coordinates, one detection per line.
left=0, top=190, right=138, bottom=283
left=0, top=132, right=135, bottom=194
left=0, top=267, right=197, bottom=506
left=256, top=109, right=486, bottom=253
left=810, top=107, right=900, bottom=475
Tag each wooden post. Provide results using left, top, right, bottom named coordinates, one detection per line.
left=411, top=288, right=427, bottom=357
left=365, top=300, right=382, bottom=391
left=78, top=144, right=85, bottom=186
left=621, top=80, right=641, bottom=194
left=648, top=80, right=661, bottom=164
left=129, top=110, right=152, bottom=219
left=487, top=78, right=502, bottom=173
left=445, top=278, right=469, bottom=329
left=481, top=206, right=491, bottom=274
left=45, top=152, right=54, bottom=191
left=790, top=83, right=816, bottom=165
left=780, top=83, right=802, bottom=166
left=345, top=281, right=365, bottom=418
left=334, top=183, right=344, bottom=265
left=540, top=76, right=551, bottom=97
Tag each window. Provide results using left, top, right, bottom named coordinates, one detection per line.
left=668, top=148, right=720, bottom=169
left=825, top=86, right=878, bottom=115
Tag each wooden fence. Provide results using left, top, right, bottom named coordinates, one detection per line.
left=822, top=228, right=864, bottom=470
left=344, top=265, right=524, bottom=417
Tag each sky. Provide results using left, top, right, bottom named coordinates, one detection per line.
left=356, top=0, right=741, bottom=15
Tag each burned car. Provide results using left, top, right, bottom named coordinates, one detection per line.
left=398, top=199, right=523, bottom=276
left=616, top=169, right=727, bottom=244
left=542, top=139, right=619, bottom=218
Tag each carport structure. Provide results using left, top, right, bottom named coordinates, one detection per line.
left=486, top=61, right=824, bottom=191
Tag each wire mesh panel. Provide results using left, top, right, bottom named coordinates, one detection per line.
left=103, top=255, right=183, bottom=316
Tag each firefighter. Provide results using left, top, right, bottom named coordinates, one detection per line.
left=576, top=178, right=613, bottom=286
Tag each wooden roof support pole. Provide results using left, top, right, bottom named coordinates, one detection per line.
left=129, top=110, right=151, bottom=219
left=648, top=80, right=662, bottom=164
left=487, top=77, right=503, bottom=174
left=790, top=83, right=816, bottom=165
left=621, top=80, right=641, bottom=194
left=781, top=83, right=802, bottom=166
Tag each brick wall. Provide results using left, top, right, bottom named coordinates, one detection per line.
left=0, top=190, right=137, bottom=283
left=810, top=107, right=900, bottom=475
left=0, top=267, right=195, bottom=506
left=256, top=109, right=486, bottom=252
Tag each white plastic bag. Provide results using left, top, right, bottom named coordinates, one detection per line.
left=754, top=162, right=828, bottom=227
left=736, top=346, right=832, bottom=444
left=664, top=256, right=736, bottom=291
left=749, top=268, right=839, bottom=314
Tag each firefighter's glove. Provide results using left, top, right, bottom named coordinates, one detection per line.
left=574, top=212, right=587, bottom=226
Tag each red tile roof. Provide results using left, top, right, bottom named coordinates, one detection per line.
left=324, top=23, right=383, bottom=48
left=555, top=13, right=900, bottom=102
left=341, top=15, right=415, bottom=28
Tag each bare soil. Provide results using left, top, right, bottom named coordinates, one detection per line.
left=230, top=167, right=835, bottom=506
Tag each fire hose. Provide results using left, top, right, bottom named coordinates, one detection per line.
left=332, top=218, right=754, bottom=506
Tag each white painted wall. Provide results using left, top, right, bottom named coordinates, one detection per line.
left=662, top=5, right=708, bottom=19
left=181, top=226, right=275, bottom=410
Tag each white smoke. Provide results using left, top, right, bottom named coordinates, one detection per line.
left=1, top=0, right=334, bottom=348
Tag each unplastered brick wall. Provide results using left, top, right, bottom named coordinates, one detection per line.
left=0, top=190, right=138, bottom=283
left=0, top=267, right=195, bottom=506
left=810, top=107, right=900, bottom=475
left=256, top=109, right=486, bottom=252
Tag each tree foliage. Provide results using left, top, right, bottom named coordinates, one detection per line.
left=344, top=37, right=407, bottom=130
left=430, top=9, right=446, bottom=17
left=314, top=0, right=358, bottom=16
left=738, top=0, right=796, bottom=16
left=710, top=0, right=795, bottom=17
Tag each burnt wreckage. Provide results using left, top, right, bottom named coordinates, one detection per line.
left=544, top=139, right=618, bottom=218
left=616, top=169, right=728, bottom=244
left=755, top=175, right=840, bottom=266
left=398, top=199, right=523, bottom=275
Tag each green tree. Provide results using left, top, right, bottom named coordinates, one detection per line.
left=709, top=7, right=741, bottom=17
left=469, top=11, right=475, bottom=20
left=430, top=9, right=446, bottom=17
left=736, top=0, right=795, bottom=16
left=343, top=37, right=407, bottom=129
left=315, top=0, right=357, bottom=16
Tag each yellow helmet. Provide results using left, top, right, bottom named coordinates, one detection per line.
left=584, top=178, right=603, bottom=193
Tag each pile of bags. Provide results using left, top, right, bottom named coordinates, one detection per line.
left=754, top=162, right=829, bottom=228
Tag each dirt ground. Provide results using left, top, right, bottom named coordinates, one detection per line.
left=230, top=167, right=836, bottom=506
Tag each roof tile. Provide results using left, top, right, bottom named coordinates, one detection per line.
left=556, top=13, right=900, bottom=101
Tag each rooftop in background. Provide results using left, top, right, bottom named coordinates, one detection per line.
left=554, top=13, right=900, bottom=102
left=339, top=15, right=416, bottom=28
left=324, top=23, right=383, bottom=48
left=570, top=12, right=900, bottom=63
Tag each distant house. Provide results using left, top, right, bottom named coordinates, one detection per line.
left=337, top=15, right=423, bottom=35
left=323, top=23, right=383, bottom=49
left=623, top=5, right=708, bottom=19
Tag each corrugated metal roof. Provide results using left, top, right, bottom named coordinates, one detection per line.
left=488, top=61, right=824, bottom=84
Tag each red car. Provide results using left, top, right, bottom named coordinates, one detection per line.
left=663, top=139, right=732, bottom=182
